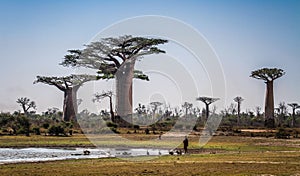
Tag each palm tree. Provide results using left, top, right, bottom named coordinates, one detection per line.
left=250, top=68, right=285, bottom=128
left=234, top=96, right=244, bottom=126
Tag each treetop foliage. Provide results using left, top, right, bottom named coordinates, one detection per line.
left=196, top=96, right=220, bottom=105
left=182, top=102, right=193, bottom=109
left=34, top=74, right=97, bottom=91
left=288, top=103, right=300, bottom=110
left=60, top=35, right=168, bottom=80
left=16, top=97, right=36, bottom=113
left=234, top=96, right=244, bottom=103
left=250, top=68, right=285, bottom=82
left=93, top=91, right=113, bottom=103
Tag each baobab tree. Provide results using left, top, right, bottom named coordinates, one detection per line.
left=34, top=74, right=96, bottom=122
left=234, top=96, right=244, bottom=126
left=196, top=96, right=219, bottom=120
left=16, top=97, right=36, bottom=115
left=93, top=91, right=115, bottom=122
left=250, top=68, right=285, bottom=128
left=61, top=35, right=168, bottom=119
left=288, top=103, right=300, bottom=127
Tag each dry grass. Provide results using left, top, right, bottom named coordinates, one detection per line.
left=1, top=151, right=300, bottom=176
left=1, top=134, right=300, bottom=175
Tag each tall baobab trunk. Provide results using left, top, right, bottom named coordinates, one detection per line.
left=115, top=59, right=135, bottom=124
left=265, top=81, right=275, bottom=128
left=237, top=103, right=241, bottom=126
left=73, top=86, right=80, bottom=117
left=205, top=104, right=209, bottom=120
left=63, top=88, right=76, bottom=122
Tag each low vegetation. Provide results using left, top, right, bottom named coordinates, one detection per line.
left=0, top=135, right=300, bottom=176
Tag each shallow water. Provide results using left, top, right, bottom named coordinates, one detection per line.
left=0, top=148, right=168, bottom=164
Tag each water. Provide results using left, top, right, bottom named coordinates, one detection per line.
left=0, top=148, right=168, bottom=164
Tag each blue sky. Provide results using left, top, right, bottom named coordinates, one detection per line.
left=0, top=0, right=299, bottom=113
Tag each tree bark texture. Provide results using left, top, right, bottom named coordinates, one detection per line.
left=115, top=59, right=135, bottom=125
left=62, top=88, right=77, bottom=122
left=265, top=81, right=275, bottom=128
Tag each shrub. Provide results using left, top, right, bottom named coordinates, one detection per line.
left=275, top=128, right=290, bottom=139
left=110, top=127, right=119, bottom=134
left=106, top=121, right=118, bottom=128
left=32, top=127, right=41, bottom=135
left=133, top=125, right=140, bottom=130
left=42, top=123, right=50, bottom=129
left=48, top=125, right=65, bottom=136
left=145, top=128, right=150, bottom=134
left=98, top=127, right=119, bottom=134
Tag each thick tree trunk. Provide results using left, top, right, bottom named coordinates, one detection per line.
left=265, top=81, right=275, bottom=128
left=73, top=86, right=80, bottom=118
left=115, top=59, right=135, bottom=125
left=205, top=104, right=209, bottom=120
left=237, top=103, right=240, bottom=126
left=62, top=88, right=76, bottom=122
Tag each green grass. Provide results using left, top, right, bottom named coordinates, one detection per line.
left=1, top=134, right=300, bottom=152
left=0, top=135, right=93, bottom=148
left=1, top=134, right=300, bottom=175
left=1, top=151, right=300, bottom=176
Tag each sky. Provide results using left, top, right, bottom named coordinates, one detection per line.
left=0, top=0, right=299, bottom=114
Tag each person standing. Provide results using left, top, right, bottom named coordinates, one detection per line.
left=183, top=136, right=189, bottom=154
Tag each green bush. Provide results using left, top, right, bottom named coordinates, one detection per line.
left=106, top=121, right=118, bottom=128
left=42, top=123, right=50, bottom=129
left=48, top=125, right=65, bottom=136
left=110, top=127, right=119, bottom=134
left=98, top=127, right=119, bottom=134
left=275, top=128, right=290, bottom=139
left=32, top=127, right=41, bottom=135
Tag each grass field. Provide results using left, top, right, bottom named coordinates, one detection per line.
left=1, top=134, right=300, bottom=175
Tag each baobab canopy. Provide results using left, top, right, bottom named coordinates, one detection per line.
left=60, top=35, right=168, bottom=81
left=250, top=68, right=285, bottom=82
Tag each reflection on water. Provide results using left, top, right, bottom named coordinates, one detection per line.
left=0, top=148, right=168, bottom=164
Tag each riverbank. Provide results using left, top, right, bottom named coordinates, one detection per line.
left=1, top=134, right=300, bottom=151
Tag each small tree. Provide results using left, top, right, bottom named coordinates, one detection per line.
left=34, top=74, right=96, bottom=121
left=93, top=91, right=115, bottom=122
left=288, top=103, right=300, bottom=127
left=182, top=102, right=193, bottom=117
left=196, top=97, right=219, bottom=120
left=234, top=96, right=244, bottom=126
left=277, top=102, right=288, bottom=126
left=150, top=102, right=163, bottom=121
left=16, top=97, right=36, bottom=115
left=250, top=68, right=285, bottom=128
left=255, top=106, right=262, bottom=117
